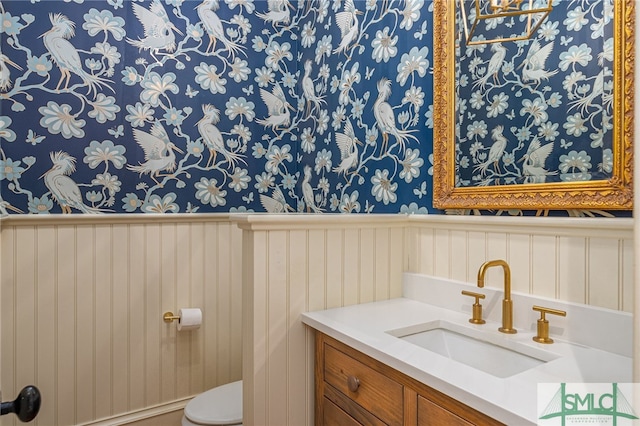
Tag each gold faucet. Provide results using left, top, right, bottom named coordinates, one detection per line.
left=477, top=259, right=517, bottom=334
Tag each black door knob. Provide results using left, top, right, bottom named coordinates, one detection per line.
left=0, top=385, right=41, bottom=422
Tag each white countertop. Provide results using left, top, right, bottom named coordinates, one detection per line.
left=301, top=274, right=633, bottom=425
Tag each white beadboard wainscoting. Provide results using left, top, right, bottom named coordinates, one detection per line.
left=0, top=215, right=243, bottom=426
left=0, top=213, right=634, bottom=426
left=234, top=214, right=408, bottom=426
left=405, top=215, right=635, bottom=312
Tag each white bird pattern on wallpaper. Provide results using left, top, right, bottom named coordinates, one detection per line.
left=41, top=13, right=113, bottom=97
left=301, top=165, right=323, bottom=213
left=0, top=48, right=22, bottom=92
left=520, top=40, right=558, bottom=89
left=127, top=121, right=184, bottom=187
left=255, top=0, right=292, bottom=28
left=256, top=81, right=293, bottom=133
left=373, top=78, right=418, bottom=154
left=196, top=0, right=246, bottom=59
left=259, top=186, right=293, bottom=213
left=0, top=1, right=620, bottom=217
left=301, top=59, right=325, bottom=117
left=332, top=118, right=362, bottom=178
left=474, top=125, right=508, bottom=177
left=333, top=0, right=362, bottom=59
left=127, top=0, right=182, bottom=64
left=41, top=151, right=102, bottom=214
left=197, top=104, right=246, bottom=170
left=569, top=69, right=605, bottom=114
left=473, top=43, right=507, bottom=91
left=521, top=137, right=557, bottom=184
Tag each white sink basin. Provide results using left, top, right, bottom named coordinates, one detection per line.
left=387, top=320, right=559, bottom=378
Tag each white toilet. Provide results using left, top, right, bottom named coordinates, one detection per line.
left=181, top=380, right=243, bottom=426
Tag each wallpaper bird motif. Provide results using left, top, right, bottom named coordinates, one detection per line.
left=0, top=0, right=627, bottom=216
left=0, top=0, right=433, bottom=214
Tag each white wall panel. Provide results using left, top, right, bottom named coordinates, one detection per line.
left=622, top=238, right=634, bottom=313
left=406, top=216, right=633, bottom=312
left=450, top=230, right=468, bottom=283
left=1, top=216, right=243, bottom=426
left=433, top=229, right=449, bottom=277
left=1, top=214, right=633, bottom=426
left=557, top=236, right=587, bottom=305
left=96, top=225, right=113, bottom=421
left=375, top=227, right=396, bottom=301
left=236, top=215, right=407, bottom=426
left=306, top=229, right=325, bottom=312
left=35, top=226, right=56, bottom=424
left=506, top=233, right=531, bottom=294
left=588, top=238, right=622, bottom=310
left=202, top=222, right=218, bottom=389
left=75, top=225, right=95, bottom=424
left=485, top=232, right=508, bottom=291
left=287, top=230, right=310, bottom=426
left=127, top=224, right=146, bottom=413
left=112, top=224, right=130, bottom=416
left=414, top=227, right=434, bottom=275
left=144, top=223, right=161, bottom=409
left=325, top=229, right=343, bottom=308
left=57, top=225, right=77, bottom=426
left=466, top=231, right=486, bottom=283
left=215, top=223, right=232, bottom=387
left=358, top=229, right=376, bottom=304
left=531, top=235, right=557, bottom=298
left=343, top=229, right=360, bottom=307
left=266, top=230, right=288, bottom=426
left=390, top=227, right=405, bottom=292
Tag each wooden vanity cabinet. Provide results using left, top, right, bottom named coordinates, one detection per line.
left=315, top=332, right=504, bottom=426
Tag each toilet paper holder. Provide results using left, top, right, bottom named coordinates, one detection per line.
left=163, top=311, right=180, bottom=323
left=163, top=308, right=202, bottom=331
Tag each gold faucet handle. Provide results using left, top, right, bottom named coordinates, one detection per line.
left=461, top=290, right=486, bottom=300
left=461, top=290, right=486, bottom=324
left=532, top=305, right=566, bottom=344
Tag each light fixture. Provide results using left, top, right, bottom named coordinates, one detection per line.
left=458, top=0, right=553, bottom=46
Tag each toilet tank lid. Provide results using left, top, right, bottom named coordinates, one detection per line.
left=185, top=380, right=243, bottom=425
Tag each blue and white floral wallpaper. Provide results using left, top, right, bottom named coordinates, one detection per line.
left=0, top=0, right=433, bottom=214
left=0, top=0, right=629, bottom=215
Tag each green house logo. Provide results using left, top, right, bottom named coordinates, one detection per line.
left=539, top=383, right=639, bottom=425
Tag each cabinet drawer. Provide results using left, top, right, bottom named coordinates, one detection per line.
left=323, top=397, right=362, bottom=426
left=324, top=343, right=403, bottom=425
left=417, top=395, right=473, bottom=426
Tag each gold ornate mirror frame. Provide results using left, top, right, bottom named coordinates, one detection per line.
left=432, top=0, right=634, bottom=210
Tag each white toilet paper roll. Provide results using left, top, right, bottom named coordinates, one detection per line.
left=177, top=308, right=202, bottom=331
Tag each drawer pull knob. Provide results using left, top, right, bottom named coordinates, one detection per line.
left=347, top=375, right=360, bottom=392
